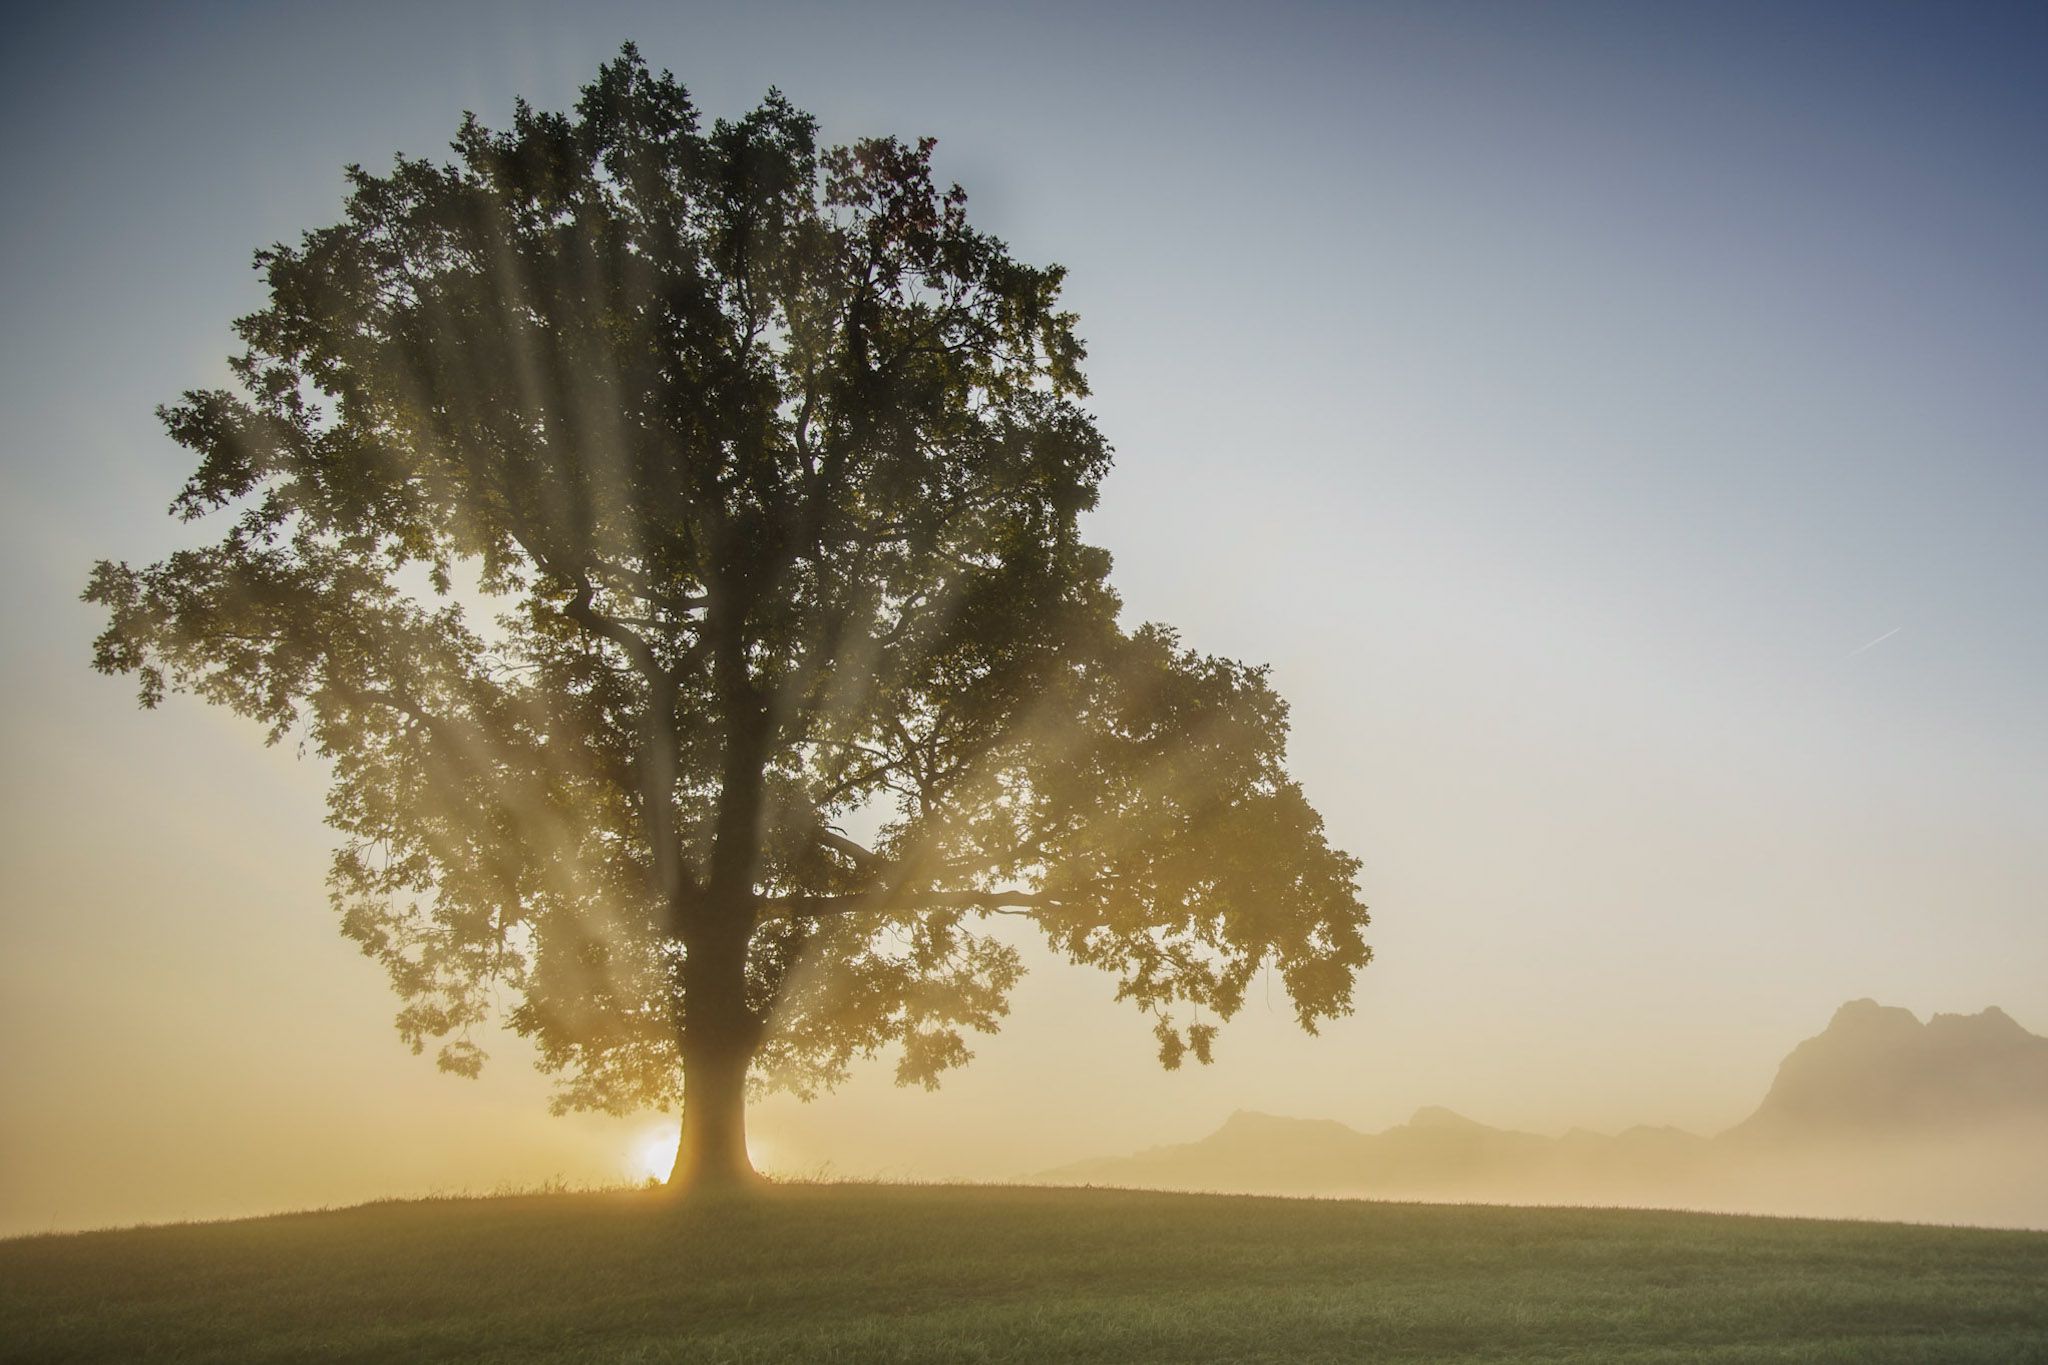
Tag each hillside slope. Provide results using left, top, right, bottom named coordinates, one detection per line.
left=5, top=1184, right=2047, bottom=1363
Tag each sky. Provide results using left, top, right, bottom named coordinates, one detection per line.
left=2, top=0, right=2045, bottom=1235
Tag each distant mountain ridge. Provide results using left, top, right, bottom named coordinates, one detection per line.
left=1035, top=1001, right=2048, bottom=1227
left=1726, top=999, right=2048, bottom=1142
left=1043, top=1104, right=1714, bottom=1204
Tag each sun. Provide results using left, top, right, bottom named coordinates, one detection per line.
left=626, top=1128, right=781, bottom=1184
left=630, top=1128, right=680, bottom=1185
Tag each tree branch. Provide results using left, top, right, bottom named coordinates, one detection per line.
left=563, top=580, right=664, bottom=679
left=815, top=827, right=885, bottom=874
left=757, top=886, right=1053, bottom=922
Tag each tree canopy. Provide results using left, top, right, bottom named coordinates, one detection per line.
left=86, top=47, right=1371, bottom=1188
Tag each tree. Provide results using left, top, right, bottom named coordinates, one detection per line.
left=85, top=48, right=1371, bottom=1192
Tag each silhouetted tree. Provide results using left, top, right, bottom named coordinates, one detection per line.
left=86, top=48, right=1370, bottom=1192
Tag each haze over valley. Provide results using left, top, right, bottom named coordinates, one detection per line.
left=1041, top=1001, right=2048, bottom=1229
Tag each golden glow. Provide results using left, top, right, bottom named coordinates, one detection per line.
left=631, top=1128, right=680, bottom=1185
left=6, top=5, right=2047, bottom=1244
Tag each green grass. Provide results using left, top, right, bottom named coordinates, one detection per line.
left=4, top=1184, right=2046, bottom=1363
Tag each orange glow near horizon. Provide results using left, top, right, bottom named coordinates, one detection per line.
left=631, top=1129, right=681, bottom=1185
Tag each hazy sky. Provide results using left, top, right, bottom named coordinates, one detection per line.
left=3, top=1, right=2045, bottom=1235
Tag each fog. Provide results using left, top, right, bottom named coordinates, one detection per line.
left=5, top=3, right=2046, bottom=1239
left=1041, top=1113, right=2048, bottom=1231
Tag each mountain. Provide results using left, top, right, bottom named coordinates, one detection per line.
left=1033, top=1001, right=2048, bottom=1226
left=1047, top=1106, right=1573, bottom=1199
left=1041, top=1105, right=1713, bottom=1205
left=1723, top=999, right=2048, bottom=1143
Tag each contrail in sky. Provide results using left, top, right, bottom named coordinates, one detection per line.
left=1845, top=626, right=1902, bottom=658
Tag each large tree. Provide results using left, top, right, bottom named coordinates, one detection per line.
left=86, top=49, right=1370, bottom=1191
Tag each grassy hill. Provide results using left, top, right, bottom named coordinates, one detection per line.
left=4, top=1184, right=2046, bottom=1363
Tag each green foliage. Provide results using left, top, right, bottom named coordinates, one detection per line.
left=85, top=47, right=1370, bottom=1117
left=6, top=1187, right=2047, bottom=1362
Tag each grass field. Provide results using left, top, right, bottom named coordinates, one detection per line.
left=4, top=1183, right=2046, bottom=1362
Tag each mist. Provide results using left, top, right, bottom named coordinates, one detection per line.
left=5, top=2, right=2046, bottom=1241
left=1034, top=1001, right=2048, bottom=1230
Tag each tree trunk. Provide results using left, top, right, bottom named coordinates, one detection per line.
left=669, top=1029, right=758, bottom=1192
left=671, top=666, right=771, bottom=1195
left=667, top=913, right=762, bottom=1194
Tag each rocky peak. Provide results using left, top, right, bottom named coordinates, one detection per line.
left=1726, top=1000, right=2048, bottom=1141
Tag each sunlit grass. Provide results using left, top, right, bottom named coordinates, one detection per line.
left=6, top=1183, right=2047, bottom=1362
